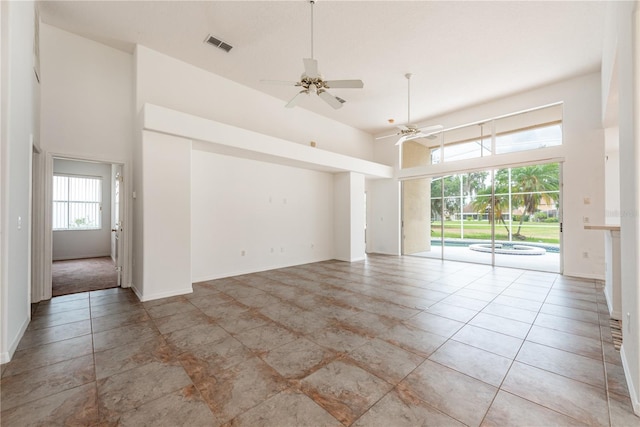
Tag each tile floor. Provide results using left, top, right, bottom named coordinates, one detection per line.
left=1, top=255, right=639, bottom=426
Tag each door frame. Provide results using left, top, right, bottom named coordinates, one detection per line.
left=41, top=152, right=132, bottom=300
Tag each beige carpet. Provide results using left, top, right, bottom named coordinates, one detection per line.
left=52, top=257, right=118, bottom=296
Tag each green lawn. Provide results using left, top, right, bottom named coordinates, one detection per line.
left=431, top=220, right=560, bottom=244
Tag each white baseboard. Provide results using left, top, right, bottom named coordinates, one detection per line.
left=191, top=257, right=333, bottom=284
left=52, top=253, right=111, bottom=261
left=620, top=344, right=640, bottom=416
left=0, top=315, right=30, bottom=364
left=562, top=271, right=606, bottom=281
left=136, top=286, right=193, bottom=302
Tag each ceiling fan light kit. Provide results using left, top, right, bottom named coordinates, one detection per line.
left=262, top=0, right=364, bottom=110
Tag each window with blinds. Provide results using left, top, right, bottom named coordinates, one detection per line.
left=52, top=175, right=102, bottom=230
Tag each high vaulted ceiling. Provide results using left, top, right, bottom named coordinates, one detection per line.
left=37, top=1, right=607, bottom=136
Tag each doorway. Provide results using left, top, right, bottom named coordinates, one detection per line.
left=403, top=162, right=562, bottom=273
left=49, top=158, right=125, bottom=296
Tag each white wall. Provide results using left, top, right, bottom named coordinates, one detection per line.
left=604, top=127, right=620, bottom=225
left=334, top=172, right=365, bottom=262
left=39, top=23, right=134, bottom=288
left=1, top=1, right=37, bottom=363
left=134, top=45, right=374, bottom=161
left=372, top=73, right=606, bottom=279
left=135, top=131, right=191, bottom=301
left=52, top=159, right=112, bottom=260
left=191, top=148, right=334, bottom=281
left=40, top=24, right=133, bottom=162
left=605, top=0, right=640, bottom=414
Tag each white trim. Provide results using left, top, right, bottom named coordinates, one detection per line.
left=191, top=257, right=334, bottom=284
left=562, top=271, right=606, bottom=281
left=135, top=286, right=193, bottom=302
left=42, top=151, right=132, bottom=299
left=144, top=103, right=393, bottom=179
left=398, top=148, right=565, bottom=180
left=620, top=344, right=640, bottom=416
left=52, top=253, right=112, bottom=261
left=605, top=290, right=622, bottom=320
left=0, top=314, right=29, bottom=364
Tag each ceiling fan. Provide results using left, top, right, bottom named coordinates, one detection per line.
left=377, top=73, right=443, bottom=145
left=261, top=0, right=364, bottom=109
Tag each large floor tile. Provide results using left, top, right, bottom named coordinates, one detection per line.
left=195, top=356, right=287, bottom=423
left=352, top=387, right=465, bottom=427
left=2, top=334, right=93, bottom=377
left=379, top=324, right=447, bottom=358
left=308, top=325, right=370, bottom=353
left=347, top=338, right=424, bottom=384
left=515, top=341, right=605, bottom=388
left=0, top=354, right=95, bottom=411
left=179, top=335, right=254, bottom=382
left=424, top=302, right=479, bottom=322
left=229, top=389, right=341, bottom=427
left=501, top=361, right=609, bottom=426
left=300, top=360, right=392, bottom=426
left=117, top=384, right=218, bottom=427
left=97, top=360, right=193, bottom=421
left=93, top=320, right=160, bottom=352
left=403, top=311, right=465, bottom=338
left=400, top=359, right=497, bottom=427
left=233, top=323, right=299, bottom=353
left=469, top=312, right=532, bottom=339
left=481, top=302, right=537, bottom=324
left=525, top=324, right=602, bottom=360
left=0, top=382, right=99, bottom=426
left=429, top=340, right=512, bottom=387
left=164, top=322, right=230, bottom=354
left=262, top=337, right=334, bottom=379
left=452, top=324, right=523, bottom=359
left=534, top=313, right=602, bottom=340
left=481, top=390, right=585, bottom=427
left=91, top=307, right=150, bottom=333
left=94, top=335, right=175, bottom=380
left=16, top=319, right=91, bottom=350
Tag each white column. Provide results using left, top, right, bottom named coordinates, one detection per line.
left=334, top=172, right=365, bottom=262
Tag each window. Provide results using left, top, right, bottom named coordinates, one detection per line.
left=53, top=175, right=102, bottom=230
left=403, top=103, right=563, bottom=168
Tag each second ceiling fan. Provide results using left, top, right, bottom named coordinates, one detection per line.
left=377, top=73, right=443, bottom=145
left=262, top=0, right=364, bottom=109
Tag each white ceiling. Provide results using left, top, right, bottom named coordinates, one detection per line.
left=37, top=1, right=607, bottom=136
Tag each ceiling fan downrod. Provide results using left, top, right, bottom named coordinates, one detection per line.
left=310, top=0, right=315, bottom=60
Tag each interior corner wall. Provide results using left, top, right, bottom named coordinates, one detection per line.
left=1, top=0, right=37, bottom=364
left=52, top=159, right=112, bottom=261
left=133, top=45, right=375, bottom=161
left=374, top=73, right=606, bottom=278
left=191, top=149, right=334, bottom=281
left=139, top=130, right=191, bottom=301
left=610, top=0, right=640, bottom=415
left=334, top=172, right=365, bottom=262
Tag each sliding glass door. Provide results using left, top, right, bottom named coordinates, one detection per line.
left=407, top=162, right=561, bottom=273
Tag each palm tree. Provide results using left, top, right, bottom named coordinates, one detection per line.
left=510, top=163, right=559, bottom=239
left=471, top=170, right=512, bottom=237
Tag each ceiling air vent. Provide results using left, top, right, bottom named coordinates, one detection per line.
left=204, top=34, right=233, bottom=53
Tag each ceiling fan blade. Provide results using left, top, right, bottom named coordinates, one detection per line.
left=395, top=136, right=409, bottom=146
left=261, top=79, right=300, bottom=86
left=318, top=90, right=343, bottom=109
left=303, top=58, right=319, bottom=78
left=419, top=124, right=444, bottom=133
left=375, top=133, right=400, bottom=140
left=285, top=90, right=308, bottom=108
left=324, top=79, right=364, bottom=89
